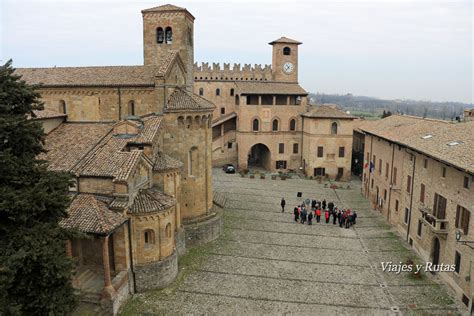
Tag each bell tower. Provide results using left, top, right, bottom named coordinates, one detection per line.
left=269, top=37, right=302, bottom=83
left=142, top=4, right=195, bottom=88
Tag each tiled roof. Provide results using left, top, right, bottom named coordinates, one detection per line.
left=235, top=82, right=307, bottom=95
left=132, top=116, right=163, bottom=144
left=60, top=194, right=127, bottom=235
left=157, top=51, right=178, bottom=76
left=165, top=88, right=216, bottom=112
left=15, top=66, right=158, bottom=87
left=141, top=4, right=195, bottom=20
left=269, top=37, right=302, bottom=45
left=360, top=115, right=474, bottom=174
left=153, top=152, right=183, bottom=171
left=302, top=105, right=357, bottom=119
left=29, top=109, right=66, bottom=120
left=42, top=123, right=113, bottom=172
left=129, top=188, right=176, bottom=214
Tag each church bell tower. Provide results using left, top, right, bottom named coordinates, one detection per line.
left=270, top=37, right=302, bottom=83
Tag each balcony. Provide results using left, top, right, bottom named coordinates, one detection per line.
left=419, top=207, right=449, bottom=235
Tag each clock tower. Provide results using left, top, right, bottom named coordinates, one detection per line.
left=270, top=37, right=302, bottom=83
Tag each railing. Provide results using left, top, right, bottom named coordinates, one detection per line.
left=419, top=207, right=449, bottom=234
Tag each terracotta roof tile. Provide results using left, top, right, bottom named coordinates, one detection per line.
left=153, top=152, right=183, bottom=171
left=360, top=115, right=474, bottom=174
left=165, top=88, right=215, bottom=112
left=60, top=194, right=127, bottom=235
left=29, top=109, right=66, bottom=120
left=235, top=82, right=307, bottom=95
left=302, top=105, right=357, bottom=119
left=41, top=123, right=113, bottom=172
left=129, top=188, right=176, bottom=214
left=142, top=4, right=186, bottom=12
left=269, top=37, right=302, bottom=45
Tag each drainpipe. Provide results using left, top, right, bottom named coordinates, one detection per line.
left=387, top=144, right=395, bottom=222
left=127, top=219, right=136, bottom=293
left=406, top=151, right=416, bottom=242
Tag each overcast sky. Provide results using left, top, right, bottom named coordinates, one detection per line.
left=1, top=0, right=472, bottom=103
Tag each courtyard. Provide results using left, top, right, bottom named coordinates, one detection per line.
left=121, top=169, right=466, bottom=315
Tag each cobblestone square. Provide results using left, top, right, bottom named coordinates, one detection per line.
left=121, top=170, right=467, bottom=315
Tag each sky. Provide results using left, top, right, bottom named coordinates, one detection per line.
left=1, top=0, right=472, bottom=103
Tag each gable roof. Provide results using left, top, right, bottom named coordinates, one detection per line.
left=165, top=88, right=216, bottom=113
left=153, top=152, right=184, bottom=172
left=141, top=4, right=195, bottom=20
left=302, top=105, right=357, bottom=119
left=60, top=194, right=127, bottom=235
left=360, top=115, right=474, bottom=175
left=269, top=37, right=302, bottom=45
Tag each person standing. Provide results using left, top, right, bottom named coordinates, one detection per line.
left=281, top=198, right=286, bottom=212
left=353, top=211, right=357, bottom=225
left=328, top=201, right=334, bottom=212
left=316, top=208, right=321, bottom=223
left=308, top=211, right=313, bottom=225
left=322, top=199, right=327, bottom=210
left=294, top=207, right=299, bottom=223
left=332, top=208, right=338, bottom=225
left=325, top=209, right=330, bottom=223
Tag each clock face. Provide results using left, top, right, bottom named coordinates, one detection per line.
left=283, top=62, right=294, bottom=74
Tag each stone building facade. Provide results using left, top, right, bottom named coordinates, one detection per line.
left=194, top=38, right=355, bottom=178
left=17, top=4, right=223, bottom=314
left=360, top=115, right=474, bottom=311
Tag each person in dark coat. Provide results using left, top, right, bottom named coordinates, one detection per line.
left=332, top=208, right=338, bottom=225
left=301, top=208, right=307, bottom=224
left=345, top=212, right=351, bottom=228
left=281, top=198, right=286, bottom=212
left=307, top=211, right=313, bottom=225
left=339, top=210, right=344, bottom=228
left=294, top=207, right=299, bottom=222
left=322, top=199, right=327, bottom=210
left=328, top=201, right=334, bottom=212
left=353, top=211, right=357, bottom=225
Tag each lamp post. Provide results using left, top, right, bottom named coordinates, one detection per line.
left=455, top=229, right=474, bottom=249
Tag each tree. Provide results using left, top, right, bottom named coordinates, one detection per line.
left=0, top=60, right=76, bottom=314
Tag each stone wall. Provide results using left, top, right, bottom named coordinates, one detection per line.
left=184, top=207, right=223, bottom=246
left=194, top=62, right=273, bottom=81
left=133, top=250, right=178, bottom=292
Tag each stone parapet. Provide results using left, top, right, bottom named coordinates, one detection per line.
left=194, top=62, right=273, bottom=81
left=133, top=250, right=178, bottom=293
left=183, top=207, right=223, bottom=246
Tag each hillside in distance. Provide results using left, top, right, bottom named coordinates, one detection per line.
left=309, top=93, right=473, bottom=120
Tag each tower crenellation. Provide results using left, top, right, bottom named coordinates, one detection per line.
left=193, top=62, right=273, bottom=81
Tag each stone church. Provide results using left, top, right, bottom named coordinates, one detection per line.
left=16, top=4, right=223, bottom=314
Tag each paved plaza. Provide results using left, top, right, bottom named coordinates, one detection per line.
left=121, top=169, right=466, bottom=315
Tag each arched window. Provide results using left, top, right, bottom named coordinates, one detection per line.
left=188, top=146, right=198, bottom=176
left=283, top=47, right=291, bottom=55
left=252, top=118, right=259, bottom=131
left=216, top=88, right=220, bottom=96
left=127, top=100, right=135, bottom=116
left=289, top=119, right=296, bottom=131
left=230, top=88, right=234, bottom=96
left=156, top=27, right=164, bottom=43
left=165, top=27, right=173, bottom=44
left=272, top=119, right=279, bottom=131
left=165, top=223, right=171, bottom=238
left=58, top=100, right=66, bottom=114
left=144, top=229, right=155, bottom=245
left=199, top=88, right=204, bottom=96
left=235, top=95, right=240, bottom=106
left=331, top=122, right=338, bottom=135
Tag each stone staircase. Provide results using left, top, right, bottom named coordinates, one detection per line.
left=74, top=268, right=103, bottom=304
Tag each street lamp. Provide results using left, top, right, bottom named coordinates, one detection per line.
left=455, top=229, right=474, bottom=249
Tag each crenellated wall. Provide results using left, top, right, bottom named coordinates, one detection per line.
left=194, top=62, right=273, bottom=81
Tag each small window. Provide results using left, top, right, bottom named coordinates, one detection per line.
left=420, top=183, right=425, bottom=203
left=331, top=122, right=338, bottom=134
left=338, top=147, right=345, bottom=158
left=127, top=100, right=135, bottom=116
left=455, top=205, right=470, bottom=234
left=317, top=146, right=324, bottom=158
left=395, top=199, right=399, bottom=212
left=165, top=27, right=172, bottom=44
left=384, top=189, right=387, bottom=200
left=314, top=167, right=325, bottom=176
left=227, top=142, right=232, bottom=149
left=279, top=143, right=284, bottom=154
left=385, top=163, right=389, bottom=178
left=393, top=167, right=398, bottom=185
left=252, top=119, right=259, bottom=131
left=144, top=229, right=155, bottom=245
left=230, top=88, right=234, bottom=96
left=293, top=143, right=299, bottom=154
left=289, top=119, right=296, bottom=131
left=272, top=119, right=279, bottom=131
left=424, top=158, right=428, bottom=168
left=454, top=251, right=461, bottom=274
left=283, top=46, right=291, bottom=55
left=165, top=223, right=172, bottom=238
left=442, top=166, right=446, bottom=178
left=371, top=179, right=374, bottom=188
left=199, top=88, right=204, bottom=96
left=404, top=208, right=409, bottom=224
left=463, top=176, right=470, bottom=189
left=235, top=95, right=240, bottom=106
left=407, top=175, right=412, bottom=193
left=220, top=107, right=225, bottom=115
left=276, top=160, right=287, bottom=169
left=378, top=159, right=382, bottom=175
left=417, top=219, right=422, bottom=236
left=156, top=27, right=164, bottom=43
left=58, top=100, right=66, bottom=114
left=216, top=88, right=220, bottom=96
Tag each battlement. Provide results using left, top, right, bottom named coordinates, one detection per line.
left=194, top=62, right=273, bottom=81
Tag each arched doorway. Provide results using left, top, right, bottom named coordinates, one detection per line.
left=431, top=237, right=441, bottom=274
left=248, top=143, right=271, bottom=170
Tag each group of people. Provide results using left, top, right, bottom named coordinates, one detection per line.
left=280, top=198, right=357, bottom=229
